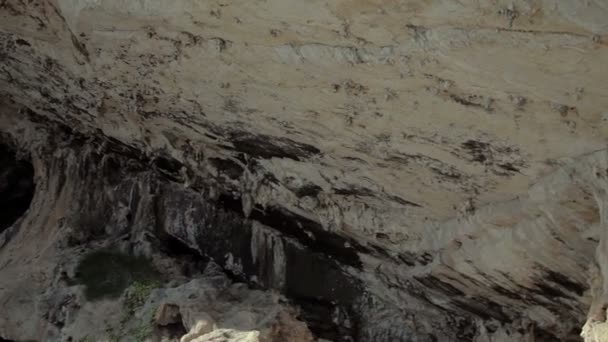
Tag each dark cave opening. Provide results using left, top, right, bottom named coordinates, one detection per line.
left=291, top=296, right=357, bottom=341
left=0, top=142, right=35, bottom=233
left=159, top=233, right=210, bottom=278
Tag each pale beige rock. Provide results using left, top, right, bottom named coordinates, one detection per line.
left=3, top=0, right=608, bottom=237
left=180, top=312, right=216, bottom=342
left=583, top=320, right=608, bottom=342
left=190, top=329, right=258, bottom=342
left=2, top=0, right=608, bottom=340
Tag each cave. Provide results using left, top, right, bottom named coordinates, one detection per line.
left=0, top=142, right=34, bottom=234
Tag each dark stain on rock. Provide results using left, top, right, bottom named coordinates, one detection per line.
left=228, top=131, right=321, bottom=161
left=334, top=185, right=375, bottom=197
left=70, top=32, right=90, bottom=62
left=415, top=275, right=465, bottom=296
left=375, top=232, right=389, bottom=240
left=153, top=155, right=184, bottom=182
left=209, top=37, right=232, bottom=52
left=497, top=162, right=519, bottom=173
left=160, top=234, right=194, bottom=260
left=250, top=205, right=366, bottom=269
left=543, top=270, right=586, bottom=296
left=210, top=195, right=365, bottom=303
left=492, top=284, right=524, bottom=301
left=406, top=24, right=428, bottom=42
left=367, top=243, right=393, bottom=260
left=342, top=80, right=368, bottom=96
left=533, top=326, right=561, bottom=342
left=495, top=271, right=586, bottom=319
left=284, top=242, right=361, bottom=339
left=294, top=184, right=323, bottom=198
left=103, top=137, right=146, bottom=163
left=102, top=155, right=127, bottom=186
left=459, top=140, right=525, bottom=176
left=455, top=318, right=478, bottom=342
left=430, top=166, right=462, bottom=180
left=208, top=157, right=244, bottom=180
left=452, top=297, right=511, bottom=323
left=448, top=94, right=493, bottom=112
left=342, top=156, right=367, bottom=164
left=531, top=282, right=571, bottom=300
left=47, top=1, right=89, bottom=62
left=396, top=251, right=435, bottom=267
left=388, top=194, right=423, bottom=207
left=461, top=140, right=491, bottom=163
left=387, top=152, right=466, bottom=183
left=216, top=193, right=244, bottom=213
left=0, top=0, right=23, bottom=15
left=222, top=97, right=241, bottom=114
left=525, top=266, right=588, bottom=301
left=397, top=252, right=417, bottom=267
left=334, top=184, right=422, bottom=207
left=14, top=38, right=30, bottom=47
left=450, top=94, right=484, bottom=108
left=418, top=252, right=433, bottom=265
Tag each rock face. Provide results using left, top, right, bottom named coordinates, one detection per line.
left=0, top=116, right=315, bottom=342
left=1, top=0, right=608, bottom=341
left=0, top=139, right=34, bottom=234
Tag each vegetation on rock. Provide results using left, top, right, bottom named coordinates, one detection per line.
left=74, top=249, right=161, bottom=300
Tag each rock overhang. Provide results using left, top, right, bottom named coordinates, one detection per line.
left=2, top=0, right=608, bottom=341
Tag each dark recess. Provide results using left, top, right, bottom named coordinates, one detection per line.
left=292, top=297, right=356, bottom=342
left=159, top=234, right=209, bottom=278
left=227, top=131, right=321, bottom=161
left=208, top=157, right=244, bottom=179
left=294, top=183, right=323, bottom=198
left=249, top=205, right=367, bottom=269
left=0, top=143, right=35, bottom=233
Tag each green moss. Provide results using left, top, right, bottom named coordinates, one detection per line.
left=123, top=281, right=159, bottom=315
left=74, top=249, right=161, bottom=301
left=130, top=320, right=154, bottom=341
left=122, top=302, right=156, bottom=341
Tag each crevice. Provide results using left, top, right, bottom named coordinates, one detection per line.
left=0, top=141, right=34, bottom=233
left=291, top=296, right=355, bottom=342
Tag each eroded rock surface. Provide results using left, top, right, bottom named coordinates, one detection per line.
left=2, top=0, right=608, bottom=341
left=0, top=139, right=34, bottom=233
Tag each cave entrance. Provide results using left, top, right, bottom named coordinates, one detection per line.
left=0, top=142, right=34, bottom=234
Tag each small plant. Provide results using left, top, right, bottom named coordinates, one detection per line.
left=123, top=281, right=160, bottom=315
left=130, top=321, right=154, bottom=341
left=74, top=249, right=161, bottom=300
left=123, top=304, right=156, bottom=341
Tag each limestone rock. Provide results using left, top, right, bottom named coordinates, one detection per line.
left=189, top=329, right=258, bottom=342
left=180, top=315, right=215, bottom=342
left=2, top=0, right=608, bottom=341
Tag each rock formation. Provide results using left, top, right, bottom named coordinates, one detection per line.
left=1, top=0, right=608, bottom=341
